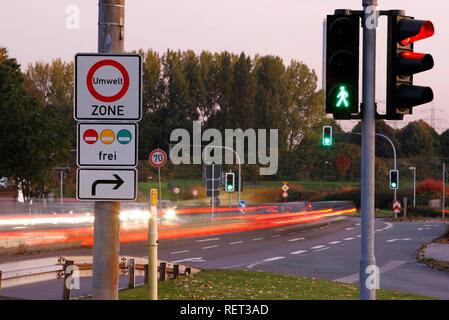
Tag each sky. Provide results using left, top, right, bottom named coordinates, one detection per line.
left=0, top=0, right=447, bottom=132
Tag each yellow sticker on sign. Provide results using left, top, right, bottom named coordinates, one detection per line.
left=100, top=129, right=115, bottom=145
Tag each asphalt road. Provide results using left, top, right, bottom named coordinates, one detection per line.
left=1, top=217, right=448, bottom=300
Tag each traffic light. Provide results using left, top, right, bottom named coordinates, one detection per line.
left=322, top=126, right=333, bottom=146
left=326, top=12, right=360, bottom=119
left=386, top=15, right=434, bottom=119
left=389, top=170, right=399, bottom=190
left=225, top=172, right=235, bottom=193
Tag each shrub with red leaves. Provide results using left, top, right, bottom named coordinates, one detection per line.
left=416, top=178, right=449, bottom=195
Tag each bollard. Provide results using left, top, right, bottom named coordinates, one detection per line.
left=62, top=260, right=74, bottom=300
left=159, top=262, right=167, bottom=281
left=127, top=259, right=135, bottom=289
left=173, top=264, right=180, bottom=279
left=185, top=267, right=191, bottom=276
left=144, top=264, right=149, bottom=285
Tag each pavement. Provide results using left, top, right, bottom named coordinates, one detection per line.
left=424, top=243, right=449, bottom=262
left=1, top=217, right=448, bottom=300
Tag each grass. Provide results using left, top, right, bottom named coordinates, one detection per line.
left=119, top=269, right=432, bottom=300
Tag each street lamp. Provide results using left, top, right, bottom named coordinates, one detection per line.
left=408, top=167, right=416, bottom=207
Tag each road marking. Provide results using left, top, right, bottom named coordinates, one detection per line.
left=272, top=234, right=282, bottom=238
left=172, top=257, right=205, bottom=263
left=344, top=227, right=354, bottom=231
left=287, top=232, right=296, bottom=235
left=170, top=250, right=190, bottom=255
left=196, top=237, right=220, bottom=242
left=315, top=247, right=330, bottom=252
left=355, top=223, right=360, bottom=226
left=328, top=241, right=341, bottom=245
left=310, top=245, right=325, bottom=250
left=252, top=237, right=264, bottom=241
left=229, top=241, right=243, bottom=245
left=202, top=245, right=219, bottom=250
left=376, top=229, right=382, bottom=232
left=290, top=250, right=307, bottom=255
left=356, top=235, right=361, bottom=238
left=343, top=237, right=355, bottom=241
left=335, top=260, right=410, bottom=283
left=247, top=256, right=285, bottom=269
left=288, top=238, right=305, bottom=242
left=386, top=238, right=411, bottom=243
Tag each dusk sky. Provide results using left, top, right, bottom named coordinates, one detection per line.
left=1, top=0, right=447, bottom=132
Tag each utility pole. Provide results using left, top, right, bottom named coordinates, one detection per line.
left=360, top=0, right=377, bottom=300
left=92, top=0, right=125, bottom=300
left=409, top=167, right=416, bottom=207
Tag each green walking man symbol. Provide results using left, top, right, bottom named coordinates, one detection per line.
left=336, top=86, right=350, bottom=108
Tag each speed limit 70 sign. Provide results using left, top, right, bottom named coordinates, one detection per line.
left=149, top=149, right=168, bottom=168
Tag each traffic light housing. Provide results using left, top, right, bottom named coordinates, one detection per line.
left=225, top=172, right=235, bottom=193
left=389, top=170, right=399, bottom=190
left=386, top=15, right=434, bottom=119
left=326, top=13, right=360, bottom=119
left=322, top=126, right=333, bottom=146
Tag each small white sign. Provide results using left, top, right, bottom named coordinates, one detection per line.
left=77, top=123, right=137, bottom=167
left=74, top=54, right=142, bottom=121
left=77, top=168, right=137, bottom=201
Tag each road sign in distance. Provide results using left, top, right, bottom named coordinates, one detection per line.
left=75, top=54, right=142, bottom=121
left=78, top=123, right=138, bottom=167
left=77, top=168, right=137, bottom=201
left=149, top=148, right=168, bottom=168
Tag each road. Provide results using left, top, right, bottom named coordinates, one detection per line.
left=1, top=216, right=447, bottom=300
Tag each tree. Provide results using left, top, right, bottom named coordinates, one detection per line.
left=397, top=120, right=440, bottom=158
left=335, top=154, right=351, bottom=179
left=440, top=129, right=449, bottom=159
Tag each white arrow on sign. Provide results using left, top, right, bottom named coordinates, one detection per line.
left=77, top=168, right=137, bottom=201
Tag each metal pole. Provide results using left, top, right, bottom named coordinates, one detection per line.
left=92, top=0, right=124, bottom=300
left=360, top=0, right=377, bottom=300
left=443, top=163, right=446, bottom=220
left=211, top=164, right=215, bottom=220
left=148, top=189, right=158, bottom=300
left=158, top=167, right=162, bottom=201
left=60, top=171, right=63, bottom=207
left=413, top=168, right=416, bottom=207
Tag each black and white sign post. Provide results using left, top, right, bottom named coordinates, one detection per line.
left=74, top=0, right=142, bottom=300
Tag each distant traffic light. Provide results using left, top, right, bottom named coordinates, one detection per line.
left=389, top=170, right=399, bottom=190
left=225, top=172, right=235, bottom=193
left=326, top=12, right=360, bottom=119
left=386, top=14, right=434, bottom=119
left=322, top=126, right=333, bottom=146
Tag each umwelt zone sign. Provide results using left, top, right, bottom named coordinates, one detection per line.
left=74, top=53, right=142, bottom=121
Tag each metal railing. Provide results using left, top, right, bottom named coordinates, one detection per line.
left=0, top=255, right=200, bottom=300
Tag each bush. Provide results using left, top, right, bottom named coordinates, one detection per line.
left=406, top=206, right=443, bottom=218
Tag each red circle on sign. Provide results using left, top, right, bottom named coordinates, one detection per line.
left=86, top=59, right=130, bottom=103
left=149, top=149, right=167, bottom=168
left=83, top=129, right=98, bottom=145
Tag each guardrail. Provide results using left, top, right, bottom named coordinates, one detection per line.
left=0, top=256, right=200, bottom=300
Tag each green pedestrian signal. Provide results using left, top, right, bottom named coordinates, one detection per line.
left=336, top=86, right=350, bottom=108
left=322, top=126, right=333, bottom=147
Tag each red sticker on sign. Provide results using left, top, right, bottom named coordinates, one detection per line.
left=83, top=129, right=98, bottom=145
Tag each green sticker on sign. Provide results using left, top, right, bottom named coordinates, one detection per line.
left=117, top=129, right=132, bottom=145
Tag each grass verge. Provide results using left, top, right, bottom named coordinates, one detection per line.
left=119, top=269, right=432, bottom=300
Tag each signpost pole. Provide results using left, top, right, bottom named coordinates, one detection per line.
left=148, top=189, right=158, bottom=300
left=60, top=171, right=64, bottom=207
left=443, top=162, right=446, bottom=220
left=92, top=0, right=124, bottom=300
left=360, top=0, right=377, bottom=300
left=158, top=167, right=162, bottom=201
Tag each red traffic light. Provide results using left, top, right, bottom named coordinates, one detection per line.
left=398, top=20, right=434, bottom=46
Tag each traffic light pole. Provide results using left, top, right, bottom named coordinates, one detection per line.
left=92, top=0, right=124, bottom=300
left=360, top=0, right=377, bottom=300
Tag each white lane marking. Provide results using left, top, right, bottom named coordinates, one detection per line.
left=229, top=241, right=243, bottom=245
left=343, top=237, right=355, bottom=241
left=272, top=234, right=282, bottom=238
left=310, top=245, right=326, bottom=250
left=376, top=229, right=382, bottom=232
left=202, top=245, right=219, bottom=250
left=386, top=238, right=411, bottom=243
left=315, top=247, right=330, bottom=252
left=344, top=227, right=354, bottom=231
left=328, top=241, right=341, bottom=245
left=12, top=226, right=27, bottom=230
left=356, top=235, right=361, bottom=238
left=170, top=250, right=190, bottom=255
left=172, top=257, right=205, bottom=263
left=355, top=223, right=360, bottom=226
left=247, top=256, right=285, bottom=269
left=290, top=250, right=307, bottom=255
left=335, top=260, right=409, bottom=283
left=252, top=237, right=264, bottom=241
left=195, top=237, right=220, bottom=242
left=288, top=238, right=305, bottom=242
left=287, top=232, right=296, bottom=235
